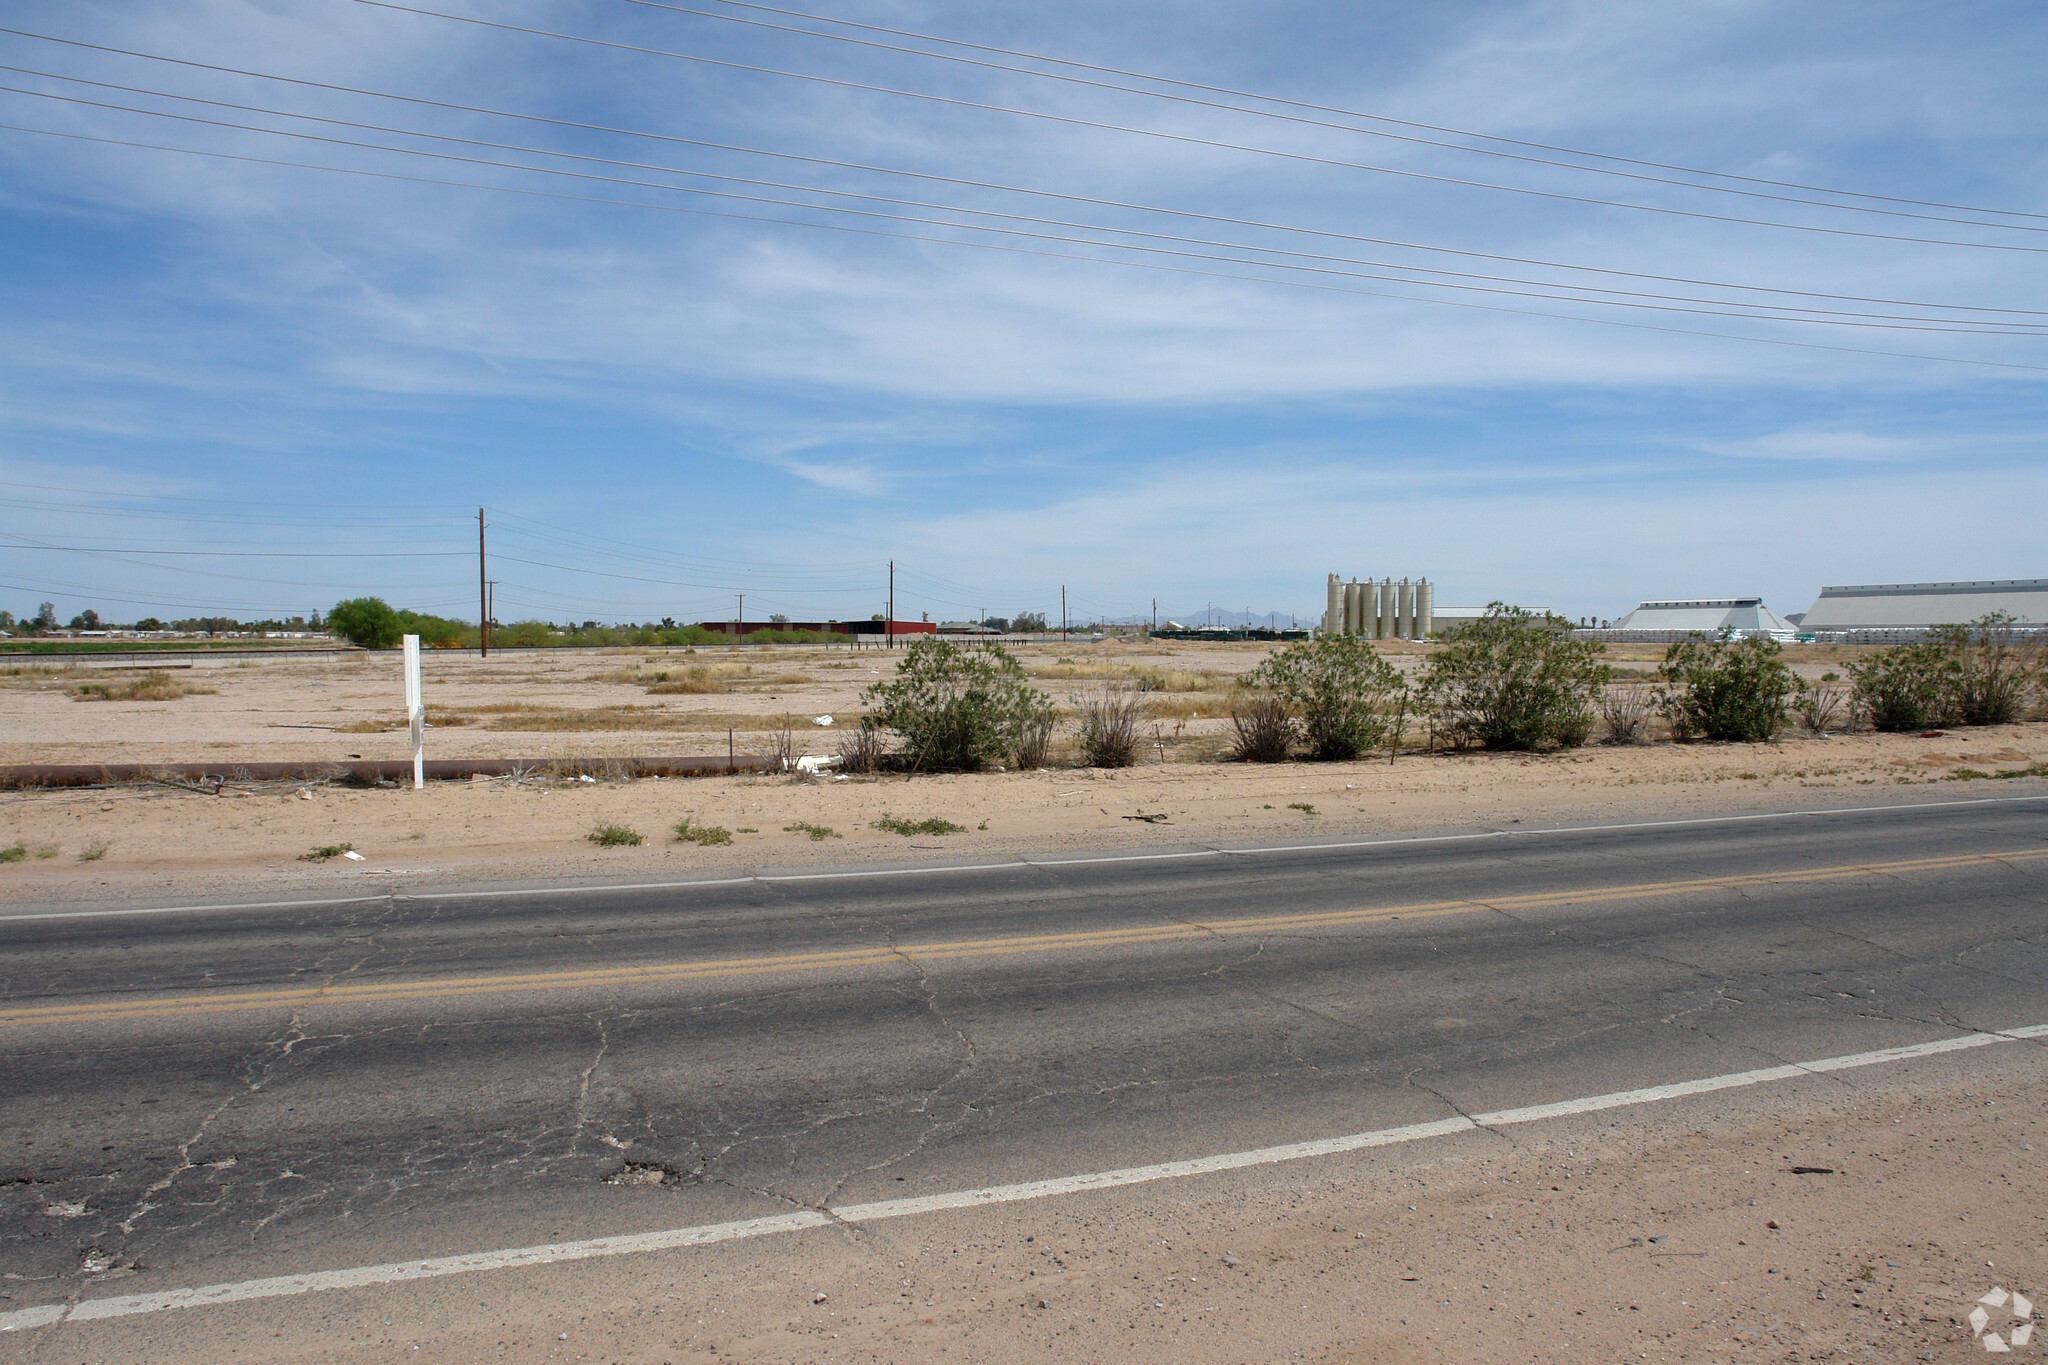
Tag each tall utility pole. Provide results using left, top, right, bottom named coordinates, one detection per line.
left=887, top=560, right=895, bottom=649
left=737, top=593, right=744, bottom=641
left=486, top=580, right=496, bottom=640
left=1061, top=586, right=1067, bottom=642
left=1151, top=598, right=1157, bottom=632
left=477, top=507, right=489, bottom=658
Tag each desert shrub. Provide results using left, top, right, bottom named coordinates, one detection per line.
left=1931, top=613, right=2034, bottom=726
left=1597, top=684, right=1655, bottom=744
left=1418, top=604, right=1605, bottom=751
left=1243, top=633, right=1405, bottom=760
left=1797, top=683, right=1852, bottom=734
left=1228, top=691, right=1295, bottom=762
left=1013, top=714, right=1054, bottom=770
left=860, top=638, right=1054, bottom=772
left=672, top=817, right=733, bottom=846
left=328, top=597, right=403, bottom=649
left=1075, top=684, right=1150, bottom=767
left=1655, top=631, right=1800, bottom=742
left=753, top=714, right=799, bottom=769
left=837, top=719, right=888, bottom=774
left=587, top=823, right=643, bottom=847
left=1849, top=641, right=1949, bottom=731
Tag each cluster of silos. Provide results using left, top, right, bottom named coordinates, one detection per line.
left=1323, top=574, right=1433, bottom=639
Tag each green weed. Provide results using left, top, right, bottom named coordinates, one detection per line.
left=871, top=813, right=967, bottom=836
left=587, top=823, right=644, bottom=848
left=673, top=817, right=734, bottom=847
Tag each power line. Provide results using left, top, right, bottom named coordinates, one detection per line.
left=614, top=0, right=2048, bottom=229
left=6, top=70, right=2038, bottom=333
left=8, top=119, right=2046, bottom=374
left=342, top=0, right=2048, bottom=254
left=6, top=28, right=2039, bottom=317
left=0, top=541, right=465, bottom=557
left=10, top=87, right=2045, bottom=339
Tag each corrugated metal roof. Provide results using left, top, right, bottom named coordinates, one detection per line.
left=1800, top=579, right=2048, bottom=628
left=1611, top=599, right=1794, bottom=634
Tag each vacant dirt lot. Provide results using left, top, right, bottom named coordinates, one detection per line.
left=1, top=640, right=2043, bottom=903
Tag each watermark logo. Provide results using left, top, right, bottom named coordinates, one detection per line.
left=1969, top=1287, right=2035, bottom=1353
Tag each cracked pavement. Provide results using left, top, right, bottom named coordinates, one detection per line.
left=0, top=796, right=2043, bottom=1353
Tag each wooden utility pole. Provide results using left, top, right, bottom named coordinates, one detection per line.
left=737, top=594, right=744, bottom=640
left=1061, top=586, right=1067, bottom=642
left=477, top=507, right=489, bottom=658
left=887, top=560, right=895, bottom=649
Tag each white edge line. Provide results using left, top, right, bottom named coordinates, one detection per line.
left=5, top=790, right=2042, bottom=924
left=6, top=1023, right=2041, bottom=1334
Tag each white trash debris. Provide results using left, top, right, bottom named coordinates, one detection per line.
left=341, top=850, right=366, bottom=861
left=577, top=774, right=596, bottom=783
left=812, top=715, right=833, bottom=727
left=792, top=755, right=843, bottom=774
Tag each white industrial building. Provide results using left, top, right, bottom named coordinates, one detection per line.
left=1799, top=580, right=2048, bottom=638
left=1323, top=574, right=1433, bottom=639
left=1607, top=598, right=1797, bottom=638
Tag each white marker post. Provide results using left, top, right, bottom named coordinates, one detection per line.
left=402, top=633, right=424, bottom=791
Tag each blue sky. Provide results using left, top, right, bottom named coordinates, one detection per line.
left=2, top=0, right=2044, bottom=627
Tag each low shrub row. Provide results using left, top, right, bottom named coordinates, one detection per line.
left=822, top=611, right=2043, bottom=773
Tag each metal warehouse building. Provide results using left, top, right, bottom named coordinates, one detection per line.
left=1597, top=597, right=1796, bottom=642
left=1799, top=580, right=2048, bottom=640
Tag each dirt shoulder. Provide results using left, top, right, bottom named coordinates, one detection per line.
left=2, top=717, right=2044, bottom=906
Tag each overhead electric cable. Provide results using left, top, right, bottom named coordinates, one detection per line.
left=8, top=119, right=2046, bottom=374
left=611, top=0, right=2048, bottom=230
left=676, top=0, right=2048, bottom=222
left=338, top=0, right=2048, bottom=253
left=7, top=69, right=2037, bottom=332
left=5, top=28, right=2039, bottom=317
left=9, top=88, right=2043, bottom=337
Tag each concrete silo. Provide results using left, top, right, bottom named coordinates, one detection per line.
left=1416, top=578, right=1434, bottom=638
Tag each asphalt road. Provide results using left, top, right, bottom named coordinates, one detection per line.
left=2, top=793, right=2044, bottom=1328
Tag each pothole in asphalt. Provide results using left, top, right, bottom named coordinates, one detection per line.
left=602, top=1161, right=691, bottom=1188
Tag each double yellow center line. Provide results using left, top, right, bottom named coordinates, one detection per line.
left=6, top=847, right=2042, bottom=1029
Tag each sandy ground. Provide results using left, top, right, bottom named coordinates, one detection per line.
left=1, top=643, right=2044, bottom=904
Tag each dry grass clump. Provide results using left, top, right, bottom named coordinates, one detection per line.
left=1798, top=683, right=1852, bottom=734
left=1075, top=684, right=1150, bottom=767
left=641, top=663, right=747, bottom=694
left=74, top=670, right=217, bottom=702
left=1597, top=685, right=1656, bottom=745
left=1029, top=661, right=1226, bottom=693
left=838, top=720, right=888, bottom=774
left=1144, top=697, right=1221, bottom=720
left=1229, top=691, right=1294, bottom=763
left=438, top=704, right=803, bottom=733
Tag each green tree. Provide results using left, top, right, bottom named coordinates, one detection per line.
left=859, top=638, right=1054, bottom=771
left=1418, top=604, right=1606, bottom=750
left=1011, top=611, right=1049, bottom=633
left=1243, top=632, right=1405, bottom=760
left=1655, top=630, right=1800, bottom=742
left=327, top=597, right=403, bottom=649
